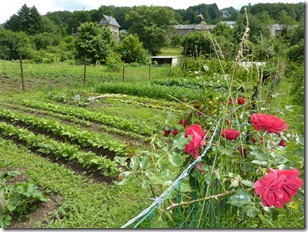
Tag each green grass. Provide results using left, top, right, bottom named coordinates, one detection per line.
left=0, top=60, right=172, bottom=84
left=159, top=46, right=183, bottom=56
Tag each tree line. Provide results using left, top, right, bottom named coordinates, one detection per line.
left=0, top=3, right=304, bottom=63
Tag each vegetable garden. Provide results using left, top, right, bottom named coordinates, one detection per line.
left=0, top=41, right=304, bottom=228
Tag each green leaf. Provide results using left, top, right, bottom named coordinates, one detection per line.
left=296, top=134, right=304, bottom=145
left=245, top=206, right=259, bottom=217
left=179, top=181, right=191, bottom=193
left=168, top=152, right=182, bottom=166
left=228, top=189, right=252, bottom=207
left=220, top=148, right=236, bottom=157
left=235, top=189, right=252, bottom=198
left=130, top=156, right=140, bottom=171
left=241, top=179, right=255, bottom=188
left=0, top=215, right=11, bottom=228
left=24, top=183, right=37, bottom=197
left=139, top=156, right=149, bottom=169
left=269, top=208, right=279, bottom=221
left=173, top=132, right=190, bottom=150
left=241, top=206, right=259, bottom=220
left=161, top=169, right=176, bottom=181
left=251, top=160, right=268, bottom=166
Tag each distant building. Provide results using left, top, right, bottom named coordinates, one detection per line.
left=99, top=15, right=120, bottom=41
left=169, top=21, right=235, bottom=38
left=169, top=24, right=215, bottom=37
left=169, top=21, right=285, bottom=38
left=150, top=56, right=183, bottom=67
left=269, top=24, right=283, bottom=37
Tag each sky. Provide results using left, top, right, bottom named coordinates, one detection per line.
left=0, top=0, right=304, bottom=24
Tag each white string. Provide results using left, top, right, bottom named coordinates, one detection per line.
left=121, top=121, right=221, bottom=228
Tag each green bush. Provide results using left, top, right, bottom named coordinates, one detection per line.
left=106, top=52, right=123, bottom=72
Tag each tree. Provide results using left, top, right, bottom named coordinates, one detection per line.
left=4, top=4, right=43, bottom=35
left=234, top=12, right=271, bottom=44
left=221, top=7, right=239, bottom=21
left=67, top=11, right=91, bottom=35
left=125, top=6, right=176, bottom=55
left=182, top=31, right=213, bottom=57
left=116, top=34, right=149, bottom=64
left=184, top=4, right=222, bottom=24
left=32, top=32, right=54, bottom=50
left=45, top=11, right=72, bottom=35
left=75, top=22, right=114, bottom=84
left=171, top=35, right=182, bottom=47
left=0, top=29, right=31, bottom=90
left=285, top=18, right=304, bottom=63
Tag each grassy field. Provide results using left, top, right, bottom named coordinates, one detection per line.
left=0, top=59, right=304, bottom=229
left=159, top=46, right=183, bottom=56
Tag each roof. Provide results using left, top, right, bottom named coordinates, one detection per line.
left=99, top=15, right=120, bottom=28
left=172, top=24, right=214, bottom=30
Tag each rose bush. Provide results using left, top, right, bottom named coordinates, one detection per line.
left=254, top=168, right=303, bottom=208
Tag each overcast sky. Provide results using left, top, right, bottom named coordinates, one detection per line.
left=0, top=0, right=304, bottom=24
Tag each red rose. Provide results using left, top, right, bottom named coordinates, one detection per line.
left=179, top=119, right=189, bottom=127
left=184, top=124, right=207, bottom=159
left=164, top=129, right=171, bottom=137
left=237, top=97, right=245, bottom=105
left=172, top=129, right=178, bottom=136
left=221, top=129, right=240, bottom=141
left=250, top=113, right=288, bottom=136
left=254, top=168, right=303, bottom=208
left=279, top=139, right=286, bottom=147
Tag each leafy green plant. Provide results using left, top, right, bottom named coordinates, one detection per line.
left=0, top=164, right=48, bottom=228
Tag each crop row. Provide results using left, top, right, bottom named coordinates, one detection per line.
left=95, top=82, right=203, bottom=101
left=0, top=102, right=92, bottom=126
left=46, top=91, right=188, bottom=111
left=18, top=99, right=156, bottom=136
left=0, top=108, right=131, bottom=157
left=0, top=121, right=120, bottom=177
left=104, top=97, right=186, bottom=113
left=1, top=102, right=150, bottom=143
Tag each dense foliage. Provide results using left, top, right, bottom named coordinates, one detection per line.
left=0, top=2, right=303, bottom=61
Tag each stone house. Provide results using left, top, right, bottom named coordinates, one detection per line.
left=168, top=21, right=235, bottom=38
left=99, top=15, right=120, bottom=41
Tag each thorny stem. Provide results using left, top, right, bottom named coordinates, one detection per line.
left=166, top=188, right=254, bottom=211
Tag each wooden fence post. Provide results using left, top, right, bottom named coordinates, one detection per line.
left=122, top=66, right=125, bottom=82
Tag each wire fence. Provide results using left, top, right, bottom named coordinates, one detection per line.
left=121, top=121, right=223, bottom=228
